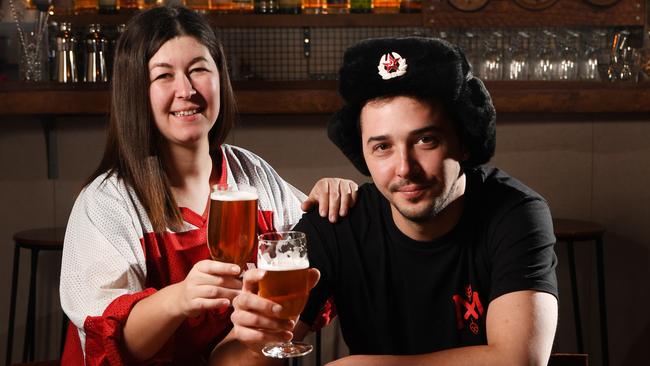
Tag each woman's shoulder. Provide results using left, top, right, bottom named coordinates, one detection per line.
left=221, top=144, right=268, bottom=167
left=79, top=172, right=142, bottom=214
left=221, top=144, right=281, bottom=180
left=83, top=172, right=128, bottom=199
left=74, top=171, right=152, bottom=232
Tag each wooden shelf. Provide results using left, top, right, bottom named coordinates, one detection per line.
left=52, top=13, right=424, bottom=27
left=51, top=0, right=645, bottom=28
left=424, top=0, right=645, bottom=28
left=1, top=81, right=649, bottom=116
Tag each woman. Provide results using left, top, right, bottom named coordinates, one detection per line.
left=60, top=5, right=356, bottom=365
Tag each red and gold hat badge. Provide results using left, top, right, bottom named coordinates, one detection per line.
left=377, top=52, right=407, bottom=80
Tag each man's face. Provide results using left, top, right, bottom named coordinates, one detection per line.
left=360, top=96, right=466, bottom=225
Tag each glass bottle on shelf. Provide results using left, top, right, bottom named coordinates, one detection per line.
left=350, top=0, right=371, bottom=13
left=53, top=0, right=73, bottom=15
left=186, top=0, right=212, bottom=12
left=84, top=24, right=108, bottom=82
left=54, top=22, right=78, bottom=83
left=142, top=0, right=159, bottom=8
left=607, top=30, right=629, bottom=82
left=372, top=0, right=398, bottom=13
left=74, top=0, right=98, bottom=14
left=99, top=0, right=117, bottom=13
left=279, top=0, right=301, bottom=13
left=399, top=0, right=420, bottom=13
left=619, top=44, right=641, bottom=82
left=212, top=0, right=233, bottom=12
left=325, top=0, right=349, bottom=13
left=253, top=0, right=278, bottom=14
left=118, top=0, right=142, bottom=11
left=255, top=0, right=279, bottom=13
left=302, top=0, right=323, bottom=13
left=230, top=0, right=253, bottom=12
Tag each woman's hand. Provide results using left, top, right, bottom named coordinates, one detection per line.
left=176, top=260, right=243, bottom=318
left=302, top=178, right=359, bottom=223
left=230, top=268, right=320, bottom=352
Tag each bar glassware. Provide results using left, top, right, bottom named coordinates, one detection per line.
left=257, top=231, right=312, bottom=358
left=207, top=184, right=258, bottom=272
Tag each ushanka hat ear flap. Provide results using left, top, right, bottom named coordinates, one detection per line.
left=328, top=37, right=496, bottom=176
left=327, top=105, right=369, bottom=175
left=448, top=45, right=497, bottom=167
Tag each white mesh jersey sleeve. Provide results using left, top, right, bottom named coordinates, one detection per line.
left=60, top=173, right=152, bottom=353
left=222, top=144, right=307, bottom=229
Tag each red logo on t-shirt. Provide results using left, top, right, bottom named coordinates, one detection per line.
left=452, top=284, right=484, bottom=335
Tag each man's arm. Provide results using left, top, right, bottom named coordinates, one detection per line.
left=212, top=289, right=556, bottom=366
left=210, top=268, right=320, bottom=366
left=327, top=290, right=557, bottom=366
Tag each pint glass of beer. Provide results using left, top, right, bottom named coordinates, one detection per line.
left=257, top=231, right=312, bottom=358
left=207, top=184, right=258, bottom=271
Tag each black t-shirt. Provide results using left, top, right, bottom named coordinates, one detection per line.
left=296, top=166, right=558, bottom=356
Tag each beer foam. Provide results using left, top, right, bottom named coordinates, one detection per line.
left=258, top=251, right=309, bottom=271
left=210, top=190, right=258, bottom=201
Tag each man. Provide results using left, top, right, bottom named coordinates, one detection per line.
left=215, top=37, right=558, bottom=365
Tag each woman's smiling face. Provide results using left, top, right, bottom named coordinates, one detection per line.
left=148, top=35, right=221, bottom=148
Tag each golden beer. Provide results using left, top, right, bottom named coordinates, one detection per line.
left=259, top=267, right=310, bottom=319
left=207, top=185, right=258, bottom=270
left=301, top=0, right=323, bottom=13
left=258, top=231, right=313, bottom=358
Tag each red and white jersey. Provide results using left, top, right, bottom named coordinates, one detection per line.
left=60, top=144, right=306, bottom=365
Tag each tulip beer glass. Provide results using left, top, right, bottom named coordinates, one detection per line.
left=207, top=184, right=258, bottom=271
left=257, top=231, right=312, bottom=358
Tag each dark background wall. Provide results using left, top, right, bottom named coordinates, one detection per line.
left=0, top=112, right=648, bottom=366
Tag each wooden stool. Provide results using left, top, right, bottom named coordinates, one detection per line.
left=553, top=218, right=608, bottom=366
left=5, top=228, right=66, bottom=365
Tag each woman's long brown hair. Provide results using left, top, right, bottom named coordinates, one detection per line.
left=86, top=5, right=237, bottom=232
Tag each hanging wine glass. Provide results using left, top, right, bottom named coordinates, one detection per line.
left=579, top=30, right=603, bottom=81
left=479, top=31, right=504, bottom=80
left=506, top=31, right=531, bottom=80
left=556, top=30, right=579, bottom=81
left=532, top=30, right=558, bottom=81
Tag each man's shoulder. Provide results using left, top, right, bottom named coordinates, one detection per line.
left=300, top=182, right=382, bottom=227
left=470, top=166, right=546, bottom=204
left=466, top=166, right=551, bottom=228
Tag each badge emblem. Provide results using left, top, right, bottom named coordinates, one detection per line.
left=452, top=284, right=485, bottom=334
left=377, top=52, right=407, bottom=80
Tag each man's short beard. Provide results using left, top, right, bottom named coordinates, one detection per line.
left=396, top=178, right=459, bottom=223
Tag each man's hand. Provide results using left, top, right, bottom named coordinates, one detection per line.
left=230, top=268, right=320, bottom=352
left=302, top=178, right=358, bottom=223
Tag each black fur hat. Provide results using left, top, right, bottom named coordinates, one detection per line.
left=328, top=37, right=496, bottom=176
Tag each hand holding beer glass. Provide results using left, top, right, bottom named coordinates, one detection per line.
left=207, top=184, right=258, bottom=273
left=257, top=231, right=313, bottom=358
